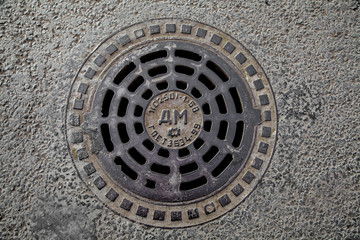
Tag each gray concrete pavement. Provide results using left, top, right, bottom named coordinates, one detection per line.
left=0, top=0, right=359, bottom=239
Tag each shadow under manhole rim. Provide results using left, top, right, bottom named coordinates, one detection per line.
left=65, top=18, right=277, bottom=228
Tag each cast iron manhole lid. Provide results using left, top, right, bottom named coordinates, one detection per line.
left=66, top=19, right=277, bottom=228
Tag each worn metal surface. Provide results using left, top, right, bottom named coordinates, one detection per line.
left=66, top=19, right=277, bottom=228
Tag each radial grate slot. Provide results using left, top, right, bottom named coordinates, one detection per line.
left=114, top=62, right=136, bottom=85
left=211, top=154, right=233, bottom=177
left=202, top=103, right=211, bottom=115
left=175, top=49, right=201, bottom=62
left=143, top=139, right=155, bottom=151
left=128, top=147, right=146, bottom=165
left=178, top=148, right=190, bottom=158
left=142, top=89, right=153, bottom=100
left=134, top=122, right=144, bottom=135
left=191, top=88, right=202, bottom=98
left=140, top=50, right=167, bottom=63
left=180, top=176, right=207, bottom=191
left=193, top=138, right=205, bottom=150
left=134, top=105, right=143, bottom=117
left=215, top=94, right=227, bottom=114
left=114, top=156, right=138, bottom=180
left=176, top=80, right=187, bottom=90
left=101, top=89, right=114, bottom=117
left=204, top=120, right=212, bottom=132
left=206, top=61, right=229, bottom=82
left=232, top=121, right=244, bottom=148
left=148, top=65, right=167, bottom=77
left=118, top=97, right=129, bottom=117
left=158, top=148, right=170, bottom=158
left=175, top=65, right=195, bottom=76
left=198, top=74, right=216, bottom=90
left=145, top=179, right=156, bottom=189
left=229, top=87, right=243, bottom=113
left=128, top=76, right=144, bottom=92
left=202, top=146, right=219, bottom=163
left=101, top=124, right=114, bottom=152
left=217, top=121, right=228, bottom=140
left=118, top=123, right=130, bottom=143
left=151, top=163, right=170, bottom=175
left=179, top=162, right=198, bottom=174
left=156, top=81, right=168, bottom=90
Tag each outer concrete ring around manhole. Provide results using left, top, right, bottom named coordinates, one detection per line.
left=65, top=18, right=277, bottom=228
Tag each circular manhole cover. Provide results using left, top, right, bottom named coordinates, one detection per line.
left=66, top=19, right=277, bottom=228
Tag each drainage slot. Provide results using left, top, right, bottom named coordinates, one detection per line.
left=118, top=97, right=129, bottom=117
left=198, top=74, right=215, bottom=90
left=158, top=148, right=170, bottom=158
left=202, top=146, right=219, bottom=163
left=178, top=148, right=190, bottom=158
left=204, top=120, right=212, bottom=132
left=118, top=123, right=130, bottom=143
left=143, top=139, right=155, bottom=151
left=148, top=65, right=167, bottom=77
left=101, top=124, right=114, bottom=152
left=151, top=163, right=170, bottom=175
left=101, top=89, right=114, bottom=117
left=217, top=121, right=228, bottom=140
left=140, top=50, right=167, bottom=63
left=176, top=80, right=188, bottom=90
left=179, top=162, right=198, bottom=174
left=175, top=49, right=201, bottom=62
left=142, top=89, right=153, bottom=100
left=206, top=61, right=229, bottom=82
left=232, top=121, right=244, bottom=148
left=191, top=88, right=202, bottom=98
left=128, top=76, right=144, bottom=92
left=202, top=103, right=211, bottom=115
left=212, top=154, right=233, bottom=177
left=193, top=138, right=204, bottom=150
left=145, top=179, right=156, bottom=189
left=114, top=62, right=136, bottom=85
left=134, top=105, right=143, bottom=117
left=216, top=94, right=227, bottom=114
left=229, top=87, right=243, bottom=113
left=180, top=176, right=207, bottom=191
left=128, top=147, right=146, bottom=165
left=156, top=81, right=168, bottom=90
left=134, top=122, right=144, bottom=135
left=175, top=65, right=195, bottom=76
left=114, top=156, right=138, bottom=180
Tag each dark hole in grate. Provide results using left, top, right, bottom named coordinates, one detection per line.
left=101, top=124, right=114, bottom=152
left=198, top=74, right=216, bottom=90
left=202, top=103, right=211, bottom=115
left=156, top=81, right=168, bottom=90
left=128, top=76, right=144, bottom=92
left=134, top=122, right=144, bottom=135
left=118, top=123, right=130, bottom=143
left=191, top=88, right=202, bottom=98
left=128, top=147, right=146, bottom=165
left=178, top=148, right=190, bottom=158
left=206, top=60, right=229, bottom=82
left=145, top=179, right=156, bottom=189
left=143, top=139, right=155, bottom=151
left=142, top=89, right=153, bottom=100
left=158, top=148, right=170, bottom=158
left=151, top=163, right=170, bottom=175
left=148, top=65, right=167, bottom=77
left=176, top=80, right=188, bottom=90
left=175, top=65, right=195, bottom=76
left=114, top=156, right=138, bottom=180
left=134, top=105, right=143, bottom=117
left=232, top=121, right=244, bottom=148
left=212, top=154, right=233, bottom=177
left=140, top=50, right=167, bottom=63
left=175, top=49, right=201, bottom=62
left=180, top=176, right=207, bottom=191
left=118, top=97, right=129, bottom=117
left=193, top=138, right=205, bottom=149
left=202, top=146, right=219, bottom=163
left=101, top=89, right=114, bottom=117
left=229, top=87, right=243, bottom=113
left=215, top=94, right=227, bottom=114
left=204, top=120, right=212, bottom=132
left=179, top=162, right=198, bottom=174
left=114, top=62, right=136, bottom=85
left=217, top=121, right=228, bottom=140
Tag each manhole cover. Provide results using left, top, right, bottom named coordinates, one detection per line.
left=66, top=19, right=277, bottom=228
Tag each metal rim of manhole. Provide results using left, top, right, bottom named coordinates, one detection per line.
left=65, top=18, right=277, bottom=228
